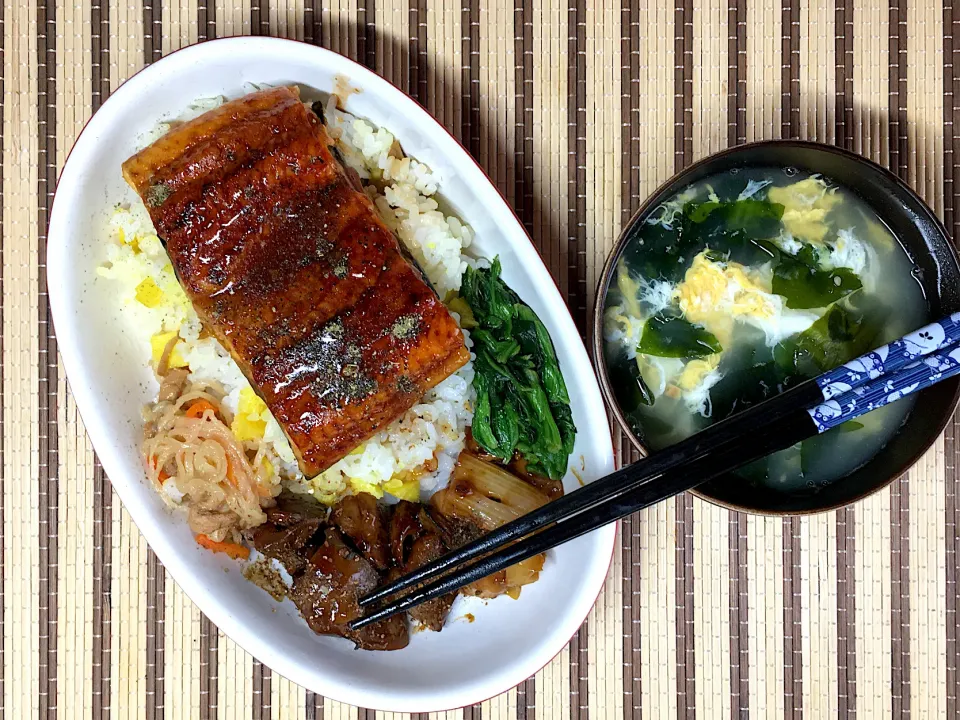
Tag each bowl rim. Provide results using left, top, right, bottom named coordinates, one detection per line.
left=46, top=35, right=618, bottom=711
left=591, top=139, right=960, bottom=516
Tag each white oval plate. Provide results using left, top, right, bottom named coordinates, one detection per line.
left=47, top=37, right=616, bottom=713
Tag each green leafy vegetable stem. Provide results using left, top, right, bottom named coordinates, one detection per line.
left=459, top=258, right=577, bottom=480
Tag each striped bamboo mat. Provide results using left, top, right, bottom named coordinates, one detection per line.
left=6, top=0, right=960, bottom=717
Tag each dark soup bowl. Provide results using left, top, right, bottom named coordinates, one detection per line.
left=592, top=140, right=960, bottom=514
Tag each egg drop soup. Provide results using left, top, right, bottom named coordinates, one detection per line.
left=603, top=168, right=928, bottom=492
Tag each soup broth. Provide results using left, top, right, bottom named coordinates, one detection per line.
left=603, top=167, right=928, bottom=492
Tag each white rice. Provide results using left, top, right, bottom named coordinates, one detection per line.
left=99, top=95, right=476, bottom=505
left=324, top=101, right=472, bottom=299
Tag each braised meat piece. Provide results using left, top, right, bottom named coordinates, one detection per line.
left=426, top=503, right=485, bottom=550
left=331, top=493, right=389, bottom=570
left=265, top=490, right=329, bottom=527
left=387, top=502, right=455, bottom=631
left=404, top=534, right=455, bottom=631
left=388, top=500, right=423, bottom=566
left=288, top=528, right=408, bottom=651
left=249, top=518, right=322, bottom=574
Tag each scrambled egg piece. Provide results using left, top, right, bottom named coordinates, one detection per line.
left=135, top=277, right=164, bottom=308
left=383, top=476, right=421, bottom=502
left=231, top=386, right=269, bottom=442
left=674, top=252, right=777, bottom=347
left=675, top=355, right=721, bottom=392
left=617, top=263, right=673, bottom=317
left=674, top=251, right=820, bottom=348
left=662, top=344, right=723, bottom=417
left=101, top=208, right=194, bottom=339
left=348, top=477, right=385, bottom=499
left=636, top=355, right=684, bottom=397
left=677, top=361, right=724, bottom=417
left=308, top=470, right=349, bottom=505
left=259, top=456, right=275, bottom=479
left=616, top=264, right=645, bottom=319
left=825, top=229, right=868, bottom=275
left=767, top=177, right=841, bottom=244
left=149, top=331, right=187, bottom=369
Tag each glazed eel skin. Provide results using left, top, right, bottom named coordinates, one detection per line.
left=122, top=86, right=469, bottom=477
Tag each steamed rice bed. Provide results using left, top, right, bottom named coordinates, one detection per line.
left=99, top=94, right=476, bottom=505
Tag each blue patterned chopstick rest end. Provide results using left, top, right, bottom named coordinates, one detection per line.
left=816, top=312, right=960, bottom=401
left=808, top=345, right=960, bottom=433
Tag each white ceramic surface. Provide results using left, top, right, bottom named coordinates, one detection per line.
left=47, top=37, right=616, bottom=712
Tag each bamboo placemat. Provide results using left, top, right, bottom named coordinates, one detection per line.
left=5, top=0, right=960, bottom=717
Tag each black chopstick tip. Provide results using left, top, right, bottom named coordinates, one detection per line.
left=357, top=591, right=380, bottom=607
left=348, top=611, right=384, bottom=631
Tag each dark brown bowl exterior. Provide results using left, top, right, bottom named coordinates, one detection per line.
left=592, top=140, right=960, bottom=515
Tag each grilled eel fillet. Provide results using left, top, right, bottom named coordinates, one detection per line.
left=122, top=86, right=469, bottom=477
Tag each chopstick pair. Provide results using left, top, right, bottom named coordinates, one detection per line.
left=349, top=313, right=960, bottom=630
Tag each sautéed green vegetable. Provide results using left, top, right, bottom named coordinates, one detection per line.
left=459, top=258, right=577, bottom=480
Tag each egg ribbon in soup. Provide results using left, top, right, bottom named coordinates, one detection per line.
left=604, top=169, right=927, bottom=492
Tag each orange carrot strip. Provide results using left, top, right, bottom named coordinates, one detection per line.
left=195, top=533, right=250, bottom=560
left=149, top=455, right=170, bottom=482
left=185, top=399, right=218, bottom=419
left=225, top=459, right=239, bottom=488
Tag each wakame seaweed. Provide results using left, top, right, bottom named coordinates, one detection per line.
left=623, top=195, right=787, bottom=282
left=708, top=340, right=802, bottom=422
left=771, top=245, right=862, bottom=309
left=619, top=187, right=875, bottom=385
left=682, top=198, right=784, bottom=240
left=459, top=258, right=576, bottom=480
left=609, top=354, right=655, bottom=408
left=626, top=192, right=869, bottom=310
left=775, top=292, right=889, bottom=377
left=620, top=218, right=692, bottom=283
left=637, top=311, right=723, bottom=358
left=678, top=198, right=786, bottom=267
